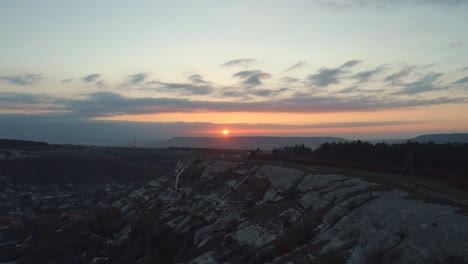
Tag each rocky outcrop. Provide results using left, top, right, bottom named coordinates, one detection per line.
left=12, top=158, right=468, bottom=263
left=111, top=159, right=468, bottom=263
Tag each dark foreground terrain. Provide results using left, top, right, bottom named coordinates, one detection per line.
left=1, top=141, right=468, bottom=263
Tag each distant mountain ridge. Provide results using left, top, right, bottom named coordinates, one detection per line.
left=0, top=138, right=48, bottom=148
left=152, top=136, right=348, bottom=150
left=410, top=133, right=468, bottom=144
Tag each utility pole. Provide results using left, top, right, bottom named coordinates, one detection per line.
left=368, top=174, right=373, bottom=198
left=401, top=151, right=413, bottom=177
left=409, top=152, right=413, bottom=177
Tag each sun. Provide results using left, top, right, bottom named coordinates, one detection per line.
left=222, top=129, right=230, bottom=135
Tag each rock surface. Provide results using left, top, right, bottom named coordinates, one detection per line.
left=8, top=157, right=468, bottom=263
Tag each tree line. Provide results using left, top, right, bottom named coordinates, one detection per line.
left=253, top=141, right=468, bottom=190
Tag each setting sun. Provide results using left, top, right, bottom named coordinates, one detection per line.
left=222, top=129, right=230, bottom=135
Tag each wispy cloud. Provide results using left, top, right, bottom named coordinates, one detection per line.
left=221, top=90, right=251, bottom=99
left=337, top=86, right=385, bottom=94
left=127, top=73, right=148, bottom=84
left=341, top=60, right=361, bottom=68
left=149, top=82, right=213, bottom=95
left=249, top=88, right=289, bottom=97
left=0, top=74, right=42, bottom=86
left=82, top=73, right=106, bottom=88
left=393, top=72, right=444, bottom=95
left=233, top=70, right=272, bottom=87
left=308, top=68, right=344, bottom=87
left=145, top=75, right=213, bottom=95
left=280, top=76, right=301, bottom=84
left=82, top=73, right=101, bottom=83
left=221, top=87, right=288, bottom=99
left=454, top=76, right=468, bottom=85
left=64, top=92, right=465, bottom=117
left=61, top=78, right=74, bottom=84
left=223, top=58, right=257, bottom=68
left=352, top=65, right=386, bottom=83
left=4, top=91, right=464, bottom=118
left=307, top=60, right=361, bottom=87
left=285, top=61, right=307, bottom=72
left=188, top=74, right=211, bottom=84
left=0, top=92, right=52, bottom=104
left=384, top=67, right=414, bottom=85
left=0, top=92, right=63, bottom=112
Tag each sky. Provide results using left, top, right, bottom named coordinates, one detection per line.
left=1, top=0, right=468, bottom=144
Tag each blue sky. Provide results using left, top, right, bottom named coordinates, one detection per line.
left=1, top=0, right=468, bottom=142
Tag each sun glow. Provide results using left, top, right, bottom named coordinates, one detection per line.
left=222, top=129, right=230, bottom=135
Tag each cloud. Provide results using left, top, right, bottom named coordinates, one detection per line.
left=384, top=67, right=414, bottom=84
left=0, top=74, right=42, bottom=86
left=281, top=76, right=300, bottom=83
left=81, top=73, right=106, bottom=88
left=352, top=65, right=386, bottom=82
left=454, top=76, right=468, bottom=85
left=1, top=91, right=466, bottom=120
left=221, top=87, right=288, bottom=99
left=462, top=66, right=468, bottom=71
left=149, top=82, right=213, bottom=95
left=0, top=92, right=51, bottom=104
left=307, top=60, right=361, bottom=87
left=82, top=73, right=101, bottom=83
left=146, top=75, right=213, bottom=95
left=0, top=92, right=63, bottom=113
left=223, top=58, right=257, bottom=68
left=188, top=74, right=211, bottom=84
left=53, top=92, right=466, bottom=117
left=61, top=78, right=74, bottom=84
left=285, top=61, right=307, bottom=72
left=96, top=80, right=107, bottom=89
left=393, top=72, right=444, bottom=95
left=233, top=70, right=272, bottom=87
left=221, top=90, right=250, bottom=99
left=127, top=73, right=148, bottom=84
left=341, top=60, right=361, bottom=68
left=308, top=68, right=344, bottom=87
left=337, top=86, right=385, bottom=94
left=249, top=88, right=289, bottom=97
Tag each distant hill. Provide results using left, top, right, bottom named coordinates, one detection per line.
left=0, top=138, right=48, bottom=149
left=410, top=133, right=468, bottom=144
left=151, top=136, right=348, bottom=150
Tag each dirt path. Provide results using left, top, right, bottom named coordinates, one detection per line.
left=394, top=180, right=468, bottom=207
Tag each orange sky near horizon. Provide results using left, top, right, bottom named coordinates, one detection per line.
left=94, top=103, right=468, bottom=136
